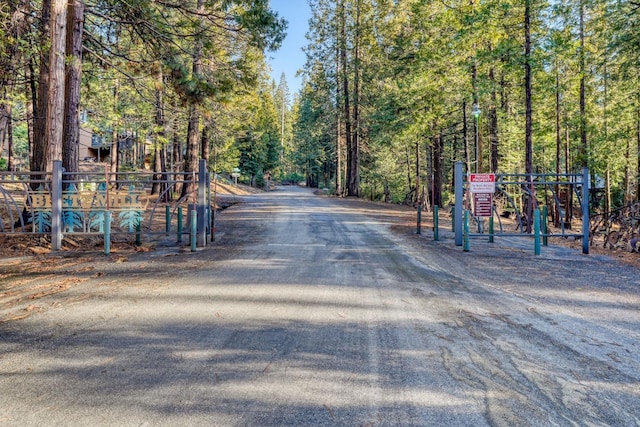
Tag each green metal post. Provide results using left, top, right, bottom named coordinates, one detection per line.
left=177, top=207, right=183, bottom=243
left=416, top=205, right=422, bottom=235
left=582, top=167, right=590, bottom=254
left=463, top=210, right=470, bottom=252
left=534, top=208, right=541, bottom=256
left=489, top=213, right=494, bottom=243
left=104, top=211, right=112, bottom=255
left=166, top=205, right=171, bottom=235
left=542, top=205, right=548, bottom=246
left=433, top=205, right=439, bottom=241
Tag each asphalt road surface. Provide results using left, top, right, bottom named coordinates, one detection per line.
left=1, top=186, right=639, bottom=426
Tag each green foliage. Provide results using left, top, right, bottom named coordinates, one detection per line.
left=279, top=172, right=305, bottom=184
left=3, top=0, right=640, bottom=209
left=254, top=173, right=266, bottom=189
left=0, top=0, right=287, bottom=179
left=291, top=0, right=640, bottom=208
left=12, top=122, right=28, bottom=156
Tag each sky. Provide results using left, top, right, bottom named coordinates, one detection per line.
left=268, top=0, right=311, bottom=96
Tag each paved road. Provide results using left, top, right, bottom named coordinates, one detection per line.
left=1, top=186, right=639, bottom=426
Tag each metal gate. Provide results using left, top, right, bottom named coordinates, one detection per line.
left=453, top=162, right=590, bottom=254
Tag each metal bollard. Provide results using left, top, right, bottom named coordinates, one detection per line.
left=191, top=209, right=197, bottom=252
left=534, top=208, right=541, bottom=256
left=433, top=205, right=439, bottom=241
left=416, top=205, right=422, bottom=235
left=177, top=207, right=183, bottom=243
left=104, top=211, right=112, bottom=255
left=166, top=205, right=171, bottom=235
left=489, top=214, right=494, bottom=243
left=542, top=205, right=548, bottom=247
left=463, top=210, right=470, bottom=252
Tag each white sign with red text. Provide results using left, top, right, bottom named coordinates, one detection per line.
left=469, top=173, right=496, bottom=193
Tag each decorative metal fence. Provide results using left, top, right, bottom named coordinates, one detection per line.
left=0, top=160, right=212, bottom=251
left=590, top=202, right=640, bottom=250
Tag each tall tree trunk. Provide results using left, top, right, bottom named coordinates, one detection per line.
left=1, top=105, right=11, bottom=170
left=7, top=114, right=13, bottom=171
left=415, top=140, right=420, bottom=205
left=46, top=0, right=67, bottom=173
left=555, top=56, right=562, bottom=227
left=201, top=122, right=210, bottom=163
left=524, top=0, right=534, bottom=232
left=0, top=118, right=7, bottom=163
left=62, top=0, right=84, bottom=179
left=405, top=142, right=412, bottom=198
left=425, top=143, right=432, bottom=208
left=0, top=1, right=29, bottom=151
left=433, top=132, right=443, bottom=208
left=335, top=39, right=343, bottom=197
left=579, top=0, right=588, bottom=169
left=152, top=146, right=162, bottom=196
left=160, top=148, right=170, bottom=202
left=171, top=97, right=182, bottom=191
left=637, top=85, right=640, bottom=200
left=339, top=0, right=354, bottom=197
left=336, top=118, right=343, bottom=196
left=489, top=67, right=499, bottom=173
left=348, top=0, right=361, bottom=197
left=451, top=134, right=458, bottom=190
left=472, top=60, right=479, bottom=173
left=172, top=122, right=182, bottom=195
left=110, top=78, right=119, bottom=176
left=603, top=63, right=609, bottom=228
left=32, top=0, right=51, bottom=176
left=181, top=0, right=205, bottom=199
left=555, top=58, right=561, bottom=175
left=463, top=100, right=469, bottom=174
left=624, top=137, right=631, bottom=203
left=0, top=106, right=9, bottom=157
left=151, top=67, right=165, bottom=196
left=27, top=58, right=36, bottom=166
left=564, top=111, right=572, bottom=226
left=182, top=104, right=200, bottom=198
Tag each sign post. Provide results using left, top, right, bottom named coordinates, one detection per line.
left=469, top=173, right=495, bottom=219
left=231, top=168, right=241, bottom=185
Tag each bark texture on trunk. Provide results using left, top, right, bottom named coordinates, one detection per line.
left=62, top=0, right=84, bottom=177
left=46, top=0, right=67, bottom=173
left=32, top=0, right=52, bottom=176
left=181, top=0, right=205, bottom=199
left=524, top=0, right=534, bottom=233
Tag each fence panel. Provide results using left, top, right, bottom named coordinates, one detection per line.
left=0, top=161, right=211, bottom=250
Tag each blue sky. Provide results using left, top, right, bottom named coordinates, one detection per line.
left=268, top=0, right=311, bottom=95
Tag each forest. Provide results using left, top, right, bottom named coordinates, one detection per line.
left=299, top=0, right=640, bottom=212
left=1, top=0, right=639, bottom=213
